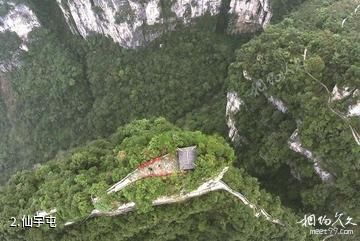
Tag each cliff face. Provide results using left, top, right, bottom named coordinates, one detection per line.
left=228, top=0, right=271, bottom=33
left=56, top=0, right=222, bottom=47
left=1, top=1, right=272, bottom=51
left=55, top=0, right=272, bottom=47
left=0, top=2, right=40, bottom=71
left=0, top=3, right=40, bottom=40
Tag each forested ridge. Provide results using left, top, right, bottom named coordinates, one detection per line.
left=0, top=118, right=316, bottom=241
left=0, top=0, right=359, bottom=240
left=228, top=0, right=359, bottom=218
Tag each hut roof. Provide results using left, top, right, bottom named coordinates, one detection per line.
left=177, top=146, right=196, bottom=170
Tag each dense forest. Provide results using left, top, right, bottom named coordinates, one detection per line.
left=0, top=0, right=359, bottom=240
left=228, top=0, right=359, bottom=218
left=0, top=27, right=241, bottom=183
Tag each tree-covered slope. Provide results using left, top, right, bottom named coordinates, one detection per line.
left=0, top=118, right=315, bottom=241
left=228, top=0, right=359, bottom=218
left=0, top=27, right=242, bottom=183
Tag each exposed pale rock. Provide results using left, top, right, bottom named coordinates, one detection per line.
left=56, top=0, right=78, bottom=34
left=331, top=86, right=359, bottom=117
left=56, top=0, right=272, bottom=48
left=348, top=90, right=360, bottom=117
left=62, top=0, right=147, bottom=47
left=0, top=4, right=40, bottom=40
left=288, top=129, right=334, bottom=183
left=35, top=208, right=57, bottom=218
left=331, top=85, right=352, bottom=101
left=348, top=103, right=360, bottom=117
left=226, top=91, right=243, bottom=141
left=145, top=0, right=161, bottom=25
left=0, top=3, right=40, bottom=72
left=228, top=0, right=271, bottom=33
left=171, top=0, right=221, bottom=23
left=267, top=95, right=288, bottom=113
left=58, top=0, right=221, bottom=47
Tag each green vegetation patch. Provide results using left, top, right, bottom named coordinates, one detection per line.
left=115, top=2, right=136, bottom=25
left=0, top=2, right=12, bottom=16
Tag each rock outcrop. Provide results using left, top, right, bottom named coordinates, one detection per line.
left=1, top=0, right=273, bottom=48
left=0, top=2, right=40, bottom=72
left=228, top=0, right=271, bottom=33
left=56, top=0, right=223, bottom=47
left=288, top=129, right=334, bottom=183
left=55, top=0, right=272, bottom=48
left=0, top=3, right=40, bottom=40
left=226, top=91, right=242, bottom=141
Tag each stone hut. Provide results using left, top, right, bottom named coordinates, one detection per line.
left=177, top=146, right=197, bottom=170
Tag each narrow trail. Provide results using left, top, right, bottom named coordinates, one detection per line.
left=303, top=49, right=360, bottom=146
left=341, top=3, right=360, bottom=28
left=64, top=167, right=283, bottom=227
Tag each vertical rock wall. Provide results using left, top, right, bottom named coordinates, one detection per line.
left=228, top=0, right=271, bottom=33
left=55, top=0, right=272, bottom=48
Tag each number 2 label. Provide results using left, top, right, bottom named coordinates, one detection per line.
left=10, top=217, right=17, bottom=227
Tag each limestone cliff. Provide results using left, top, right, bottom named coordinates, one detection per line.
left=1, top=0, right=272, bottom=51
left=55, top=0, right=272, bottom=47
left=228, top=0, right=271, bottom=33
left=0, top=2, right=40, bottom=71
